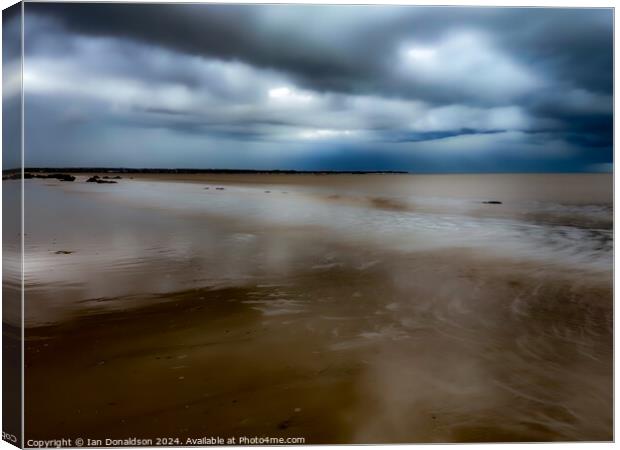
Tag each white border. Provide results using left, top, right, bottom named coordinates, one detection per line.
left=0, top=2, right=615, bottom=450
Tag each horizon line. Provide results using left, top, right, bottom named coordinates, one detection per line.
left=2, top=167, right=613, bottom=175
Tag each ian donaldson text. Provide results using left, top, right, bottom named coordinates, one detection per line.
left=26, top=436, right=306, bottom=447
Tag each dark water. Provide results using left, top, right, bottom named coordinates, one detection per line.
left=17, top=173, right=612, bottom=443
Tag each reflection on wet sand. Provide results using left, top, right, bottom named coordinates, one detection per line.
left=21, top=174, right=612, bottom=443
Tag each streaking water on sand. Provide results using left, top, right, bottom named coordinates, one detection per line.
left=23, top=174, right=611, bottom=295
left=19, top=173, right=612, bottom=442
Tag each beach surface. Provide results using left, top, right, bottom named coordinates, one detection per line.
left=16, top=173, right=612, bottom=443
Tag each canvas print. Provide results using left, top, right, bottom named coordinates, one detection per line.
left=2, top=2, right=613, bottom=446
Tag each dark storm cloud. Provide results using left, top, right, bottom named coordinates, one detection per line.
left=22, top=3, right=613, bottom=171
left=28, top=4, right=379, bottom=95
left=29, top=4, right=612, bottom=101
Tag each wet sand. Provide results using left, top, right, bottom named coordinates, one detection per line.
left=17, top=173, right=612, bottom=443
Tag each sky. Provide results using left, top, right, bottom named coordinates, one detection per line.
left=9, top=4, right=614, bottom=172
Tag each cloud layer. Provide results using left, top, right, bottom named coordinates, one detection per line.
left=21, top=4, right=613, bottom=172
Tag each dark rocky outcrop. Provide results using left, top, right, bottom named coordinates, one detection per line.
left=46, top=173, right=76, bottom=182
left=87, top=175, right=117, bottom=184
left=3, top=172, right=75, bottom=181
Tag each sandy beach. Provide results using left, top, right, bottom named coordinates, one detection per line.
left=16, top=173, right=612, bottom=443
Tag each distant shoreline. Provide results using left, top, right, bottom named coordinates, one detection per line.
left=2, top=168, right=612, bottom=175
left=4, top=168, right=409, bottom=175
